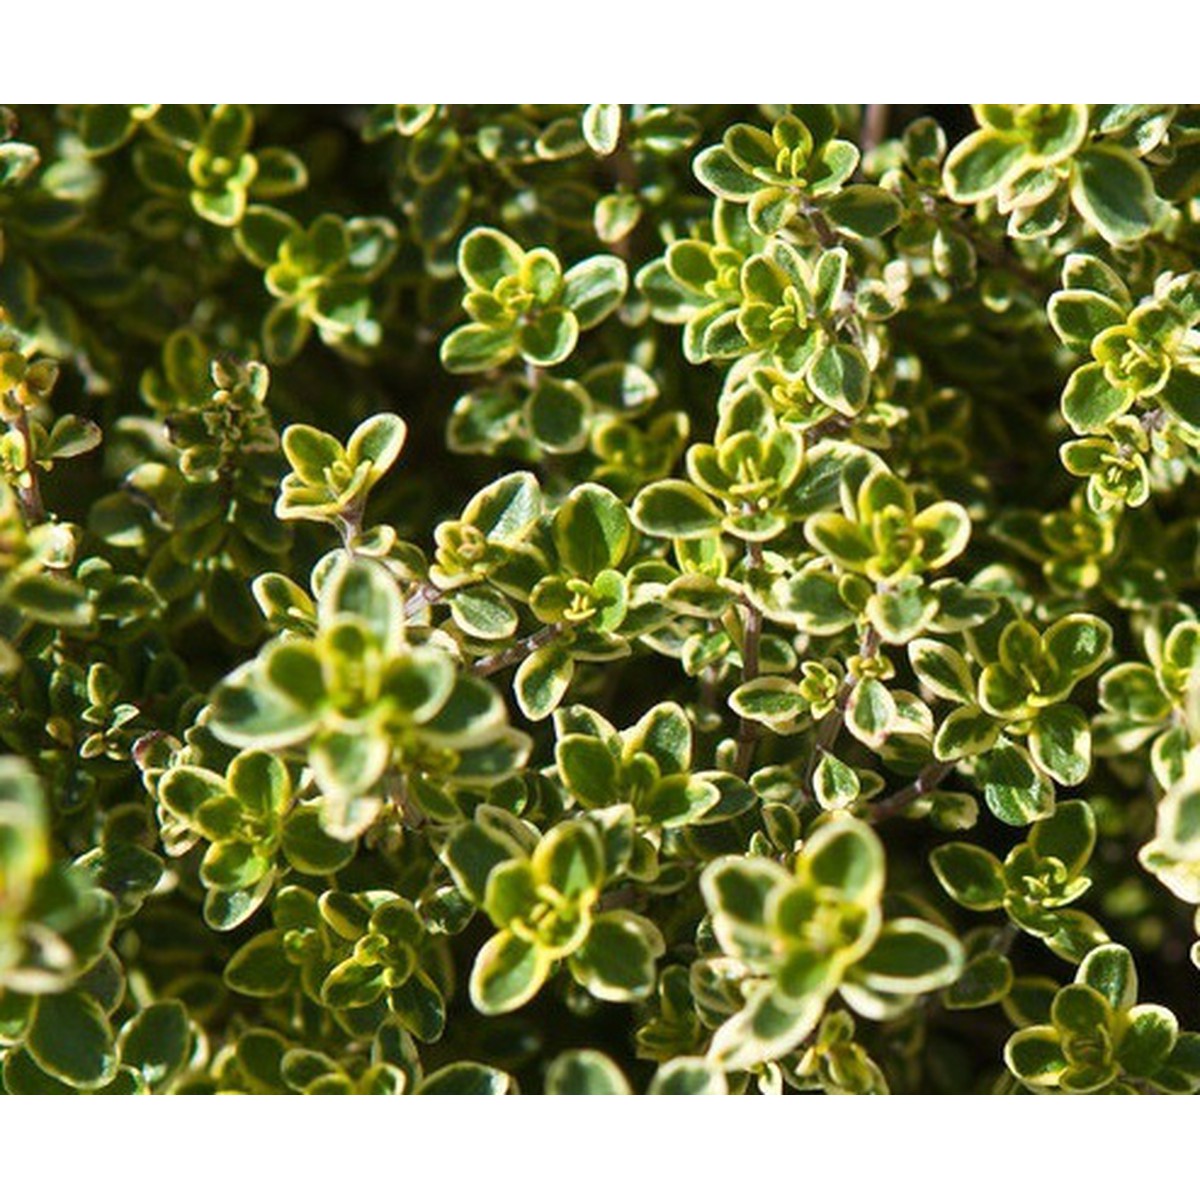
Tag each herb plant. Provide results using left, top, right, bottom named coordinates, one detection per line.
left=3, top=103, right=1200, bottom=1095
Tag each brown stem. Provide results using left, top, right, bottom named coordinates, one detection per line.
left=472, top=624, right=560, bottom=678
left=8, top=409, right=46, bottom=526
left=403, top=580, right=443, bottom=621
left=869, top=760, right=954, bottom=824
left=734, top=540, right=766, bottom=778
left=803, top=625, right=881, bottom=795
left=860, top=104, right=890, bottom=158
left=803, top=200, right=840, bottom=251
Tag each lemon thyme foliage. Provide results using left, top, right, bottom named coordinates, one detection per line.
left=3, top=104, right=1200, bottom=1095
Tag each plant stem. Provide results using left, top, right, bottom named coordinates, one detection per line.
left=472, top=624, right=559, bottom=678
left=804, top=624, right=881, bottom=793
left=403, top=580, right=443, bottom=621
left=8, top=409, right=46, bottom=526
left=869, top=760, right=954, bottom=824
left=734, top=540, right=766, bottom=778
left=860, top=104, right=890, bottom=157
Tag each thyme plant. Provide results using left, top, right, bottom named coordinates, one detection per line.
left=3, top=103, right=1200, bottom=1094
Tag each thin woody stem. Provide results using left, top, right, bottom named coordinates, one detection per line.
left=869, top=760, right=954, bottom=824
left=8, top=408, right=46, bottom=526
left=860, top=104, right=890, bottom=158
left=804, top=624, right=881, bottom=794
left=734, top=539, right=766, bottom=778
left=472, top=625, right=560, bottom=678
left=403, top=580, right=443, bottom=621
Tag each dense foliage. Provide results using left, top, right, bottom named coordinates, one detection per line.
left=3, top=103, right=1200, bottom=1094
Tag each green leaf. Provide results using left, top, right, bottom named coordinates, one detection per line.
left=321, top=958, right=387, bottom=1009
left=1061, top=362, right=1130, bottom=433
left=1099, top=663, right=1171, bottom=723
left=518, top=307, right=579, bottom=366
left=770, top=566, right=856, bottom=634
left=389, top=970, right=446, bottom=1043
left=638, top=775, right=719, bottom=828
left=0, top=142, right=40, bottom=188
left=209, top=665, right=318, bottom=750
left=1004, top=1025, right=1067, bottom=1085
left=728, top=677, right=805, bottom=728
left=417, top=1062, right=514, bottom=1095
left=867, top=582, right=939, bottom=645
left=809, top=341, right=870, bottom=414
left=702, top=855, right=789, bottom=932
left=649, top=1057, right=728, bottom=1095
left=930, top=843, right=1006, bottom=910
left=556, top=735, right=620, bottom=808
left=1159, top=368, right=1200, bottom=429
left=235, top=204, right=299, bottom=269
left=709, top=983, right=825, bottom=1072
left=914, top=502, right=972, bottom=570
left=627, top=701, right=692, bottom=775
left=977, top=742, right=1055, bottom=826
left=1118, top=1004, right=1178, bottom=1078
left=514, top=641, right=574, bottom=722
left=528, top=377, right=590, bottom=453
left=1029, top=799, right=1096, bottom=876
left=804, top=818, right=885, bottom=904
left=845, top=678, right=896, bottom=747
left=440, top=322, right=515, bottom=374
left=1047, top=289, right=1126, bottom=353
left=1078, top=943, right=1137, bottom=1010
left=118, top=1001, right=190, bottom=1087
left=6, top=575, right=94, bottom=627
left=1044, top=614, right=1112, bottom=681
left=347, top=412, right=407, bottom=483
left=469, top=931, right=549, bottom=1014
left=944, top=951, right=1013, bottom=1010
left=943, top=129, right=1025, bottom=202
left=693, top=146, right=761, bottom=200
left=554, top=483, right=631, bottom=578
left=322, top=557, right=405, bottom=651
left=449, top=586, right=518, bottom=641
left=910, top=638, right=975, bottom=704
left=43, top=414, right=102, bottom=461
left=458, top=226, right=523, bottom=291
left=545, top=1049, right=630, bottom=1094
left=631, top=480, right=723, bottom=539
left=1029, top=704, right=1092, bottom=786
left=281, top=806, right=356, bottom=875
left=814, top=751, right=860, bottom=811
left=79, top=105, right=136, bottom=155
left=441, top=816, right=523, bottom=904
left=582, top=104, right=622, bottom=156
left=309, top=724, right=388, bottom=801
left=263, top=302, right=311, bottom=362
left=1052, top=982, right=1111, bottom=1037
left=822, top=185, right=903, bottom=239
left=562, top=255, right=628, bottom=329
left=852, top=918, right=963, bottom=994
left=463, top=470, right=543, bottom=541
left=27, top=991, right=117, bottom=1089
left=1070, top=144, right=1158, bottom=245
left=224, top=931, right=293, bottom=997
left=535, top=819, right=605, bottom=899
